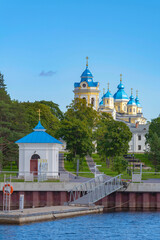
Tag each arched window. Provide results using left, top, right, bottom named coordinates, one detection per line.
left=133, top=108, right=135, bottom=113
left=118, top=106, right=120, bottom=111
left=130, top=108, right=132, bottom=112
left=91, top=98, right=95, bottom=106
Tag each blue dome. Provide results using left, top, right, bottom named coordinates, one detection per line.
left=117, top=82, right=125, bottom=89
left=75, top=65, right=99, bottom=88
left=114, top=81, right=128, bottom=100
left=127, top=95, right=136, bottom=106
left=33, top=121, right=46, bottom=131
left=103, top=90, right=113, bottom=98
left=135, top=96, right=141, bottom=107
left=99, top=99, right=103, bottom=106
left=81, top=66, right=93, bottom=78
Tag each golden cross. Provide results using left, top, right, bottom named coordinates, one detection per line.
left=86, top=56, right=89, bottom=67
left=136, top=90, right=138, bottom=97
left=131, top=88, right=133, bottom=95
left=108, top=82, right=109, bottom=90
left=120, top=74, right=122, bottom=82
left=103, top=88, right=105, bottom=95
left=37, top=109, right=41, bottom=121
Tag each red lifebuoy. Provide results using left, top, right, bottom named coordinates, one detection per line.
left=3, top=184, right=13, bottom=195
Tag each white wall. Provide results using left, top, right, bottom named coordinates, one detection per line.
left=17, top=143, right=61, bottom=177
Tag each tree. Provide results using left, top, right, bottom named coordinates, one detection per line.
left=22, top=101, right=60, bottom=137
left=147, top=133, right=160, bottom=172
left=39, top=100, right=63, bottom=120
left=146, top=116, right=160, bottom=141
left=112, top=156, right=128, bottom=174
left=58, top=99, right=98, bottom=159
left=95, top=116, right=132, bottom=166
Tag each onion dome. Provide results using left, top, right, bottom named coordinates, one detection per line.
left=127, top=89, right=137, bottom=106
left=74, top=57, right=99, bottom=88
left=135, top=90, right=141, bottom=107
left=99, top=99, right=103, bottom=106
left=114, top=74, right=128, bottom=100
left=103, top=83, right=113, bottom=98
left=81, top=66, right=93, bottom=79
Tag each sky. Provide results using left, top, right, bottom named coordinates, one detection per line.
left=1, top=0, right=160, bottom=121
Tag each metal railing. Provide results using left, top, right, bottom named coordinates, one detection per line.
left=68, top=174, right=107, bottom=203
left=0, top=170, right=94, bottom=183
left=68, top=174, right=123, bottom=205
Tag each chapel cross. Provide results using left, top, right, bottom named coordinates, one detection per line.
left=37, top=109, right=41, bottom=121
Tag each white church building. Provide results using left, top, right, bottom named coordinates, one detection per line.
left=16, top=121, right=62, bottom=178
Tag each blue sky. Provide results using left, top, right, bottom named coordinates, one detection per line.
left=1, top=0, right=160, bottom=120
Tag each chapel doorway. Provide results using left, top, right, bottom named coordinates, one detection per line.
left=30, top=154, right=40, bottom=175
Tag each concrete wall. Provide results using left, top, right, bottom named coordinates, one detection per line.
left=1, top=183, right=160, bottom=211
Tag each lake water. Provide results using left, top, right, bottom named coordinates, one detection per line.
left=0, top=212, right=160, bottom=240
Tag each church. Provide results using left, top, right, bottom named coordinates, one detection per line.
left=74, top=57, right=146, bottom=125
left=74, top=57, right=148, bottom=153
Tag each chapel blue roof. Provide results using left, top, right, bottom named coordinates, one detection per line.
left=33, top=121, right=46, bottom=130
left=135, top=96, right=141, bottom=107
left=103, top=90, right=113, bottom=98
left=114, top=81, right=128, bottom=100
left=74, top=65, right=99, bottom=88
left=127, top=95, right=137, bottom=106
left=16, top=121, right=62, bottom=144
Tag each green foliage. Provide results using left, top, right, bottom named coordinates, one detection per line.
left=95, top=115, right=132, bottom=159
left=146, top=116, right=160, bottom=140
left=0, top=73, right=62, bottom=169
left=112, top=156, right=128, bottom=174
left=39, top=100, right=63, bottom=120
left=22, top=101, right=60, bottom=137
left=58, top=99, right=98, bottom=159
left=145, top=116, right=160, bottom=172
left=147, top=133, right=160, bottom=172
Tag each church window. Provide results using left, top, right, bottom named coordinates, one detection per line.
left=138, top=145, right=141, bottom=150
left=118, top=106, right=120, bottom=111
left=107, top=100, right=108, bottom=104
left=91, top=98, right=95, bottom=106
left=130, top=108, right=132, bottom=112
left=124, top=106, right=126, bottom=111
left=82, top=97, right=87, bottom=102
left=133, top=108, right=135, bottom=112
left=82, top=83, right=86, bottom=88
left=138, top=135, right=141, bottom=141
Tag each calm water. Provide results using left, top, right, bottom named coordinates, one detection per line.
left=0, top=212, right=160, bottom=240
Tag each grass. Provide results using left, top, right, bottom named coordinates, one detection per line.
left=92, top=153, right=131, bottom=179
left=64, top=158, right=94, bottom=178
left=134, top=153, right=153, bottom=168
left=92, top=153, right=160, bottom=180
